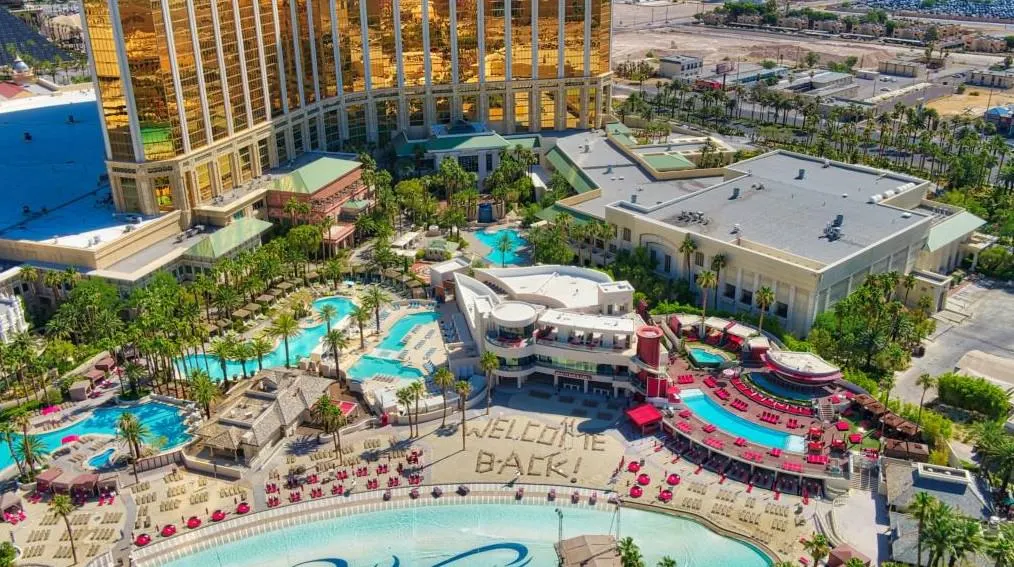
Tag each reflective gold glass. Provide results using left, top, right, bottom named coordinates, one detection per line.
left=400, top=0, right=424, bottom=86
left=461, top=95, right=478, bottom=121
left=312, top=0, right=336, bottom=97
left=167, top=0, right=205, bottom=149
left=510, top=0, right=531, bottom=79
left=277, top=0, right=302, bottom=110
left=540, top=89, right=555, bottom=129
left=483, top=0, right=505, bottom=82
left=216, top=0, right=248, bottom=132
left=346, top=104, right=367, bottom=147
left=563, top=0, right=583, bottom=77
left=258, top=0, right=283, bottom=115
left=366, top=0, right=396, bottom=89
left=193, top=0, right=229, bottom=139
left=565, top=86, right=580, bottom=128
left=513, top=90, right=529, bottom=130
left=537, top=0, right=557, bottom=79
left=238, top=0, right=266, bottom=121
left=84, top=0, right=134, bottom=161
left=428, top=0, right=450, bottom=84
left=337, top=0, right=365, bottom=92
left=455, top=0, right=478, bottom=83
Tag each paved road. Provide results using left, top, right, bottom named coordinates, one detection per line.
left=893, top=279, right=1014, bottom=405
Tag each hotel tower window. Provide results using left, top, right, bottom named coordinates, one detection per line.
left=456, top=0, right=479, bottom=83
left=537, top=0, right=558, bottom=79
left=563, top=0, right=584, bottom=77
left=510, top=0, right=532, bottom=79
left=484, top=0, right=505, bottom=81
left=366, top=0, right=397, bottom=90
left=427, top=0, right=451, bottom=84
left=337, top=0, right=365, bottom=92
left=400, top=0, right=425, bottom=87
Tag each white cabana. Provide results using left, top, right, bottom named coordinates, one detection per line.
left=704, top=317, right=731, bottom=331
left=725, top=323, right=758, bottom=340
left=391, top=231, right=420, bottom=249
left=672, top=314, right=702, bottom=328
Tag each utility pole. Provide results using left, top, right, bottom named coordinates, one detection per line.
left=555, top=508, right=564, bottom=550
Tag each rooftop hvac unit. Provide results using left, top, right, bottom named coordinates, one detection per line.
left=868, top=194, right=882, bottom=204
left=731, top=187, right=740, bottom=199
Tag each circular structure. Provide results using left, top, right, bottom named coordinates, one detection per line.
left=636, top=326, right=664, bottom=368
left=490, top=301, right=539, bottom=328
left=762, top=351, right=842, bottom=385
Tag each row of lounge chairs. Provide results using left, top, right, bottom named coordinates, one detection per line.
left=730, top=376, right=814, bottom=417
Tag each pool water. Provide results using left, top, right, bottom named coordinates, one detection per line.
left=87, top=447, right=116, bottom=469
left=475, top=228, right=528, bottom=266
left=161, top=502, right=771, bottom=567
left=178, top=297, right=355, bottom=380
left=748, top=372, right=813, bottom=402
left=681, top=389, right=805, bottom=452
left=688, top=347, right=727, bottom=368
left=0, top=401, right=191, bottom=472
left=346, top=311, right=440, bottom=383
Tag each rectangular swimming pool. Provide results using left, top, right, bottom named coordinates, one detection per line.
left=681, top=389, right=804, bottom=452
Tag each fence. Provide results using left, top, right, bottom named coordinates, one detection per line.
left=135, top=450, right=183, bottom=473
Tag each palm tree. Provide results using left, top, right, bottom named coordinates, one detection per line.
left=50, top=494, right=77, bottom=564
left=189, top=369, right=219, bottom=419
left=903, top=273, right=917, bottom=304
left=617, top=537, right=645, bottom=567
left=350, top=305, right=371, bottom=349
left=696, top=270, right=717, bottom=336
left=324, top=329, right=350, bottom=382
left=123, top=361, right=145, bottom=398
left=208, top=336, right=235, bottom=381
left=678, top=235, right=697, bottom=283
left=479, top=351, right=498, bottom=416
left=269, top=312, right=301, bottom=368
left=410, top=380, right=425, bottom=436
left=709, top=253, right=726, bottom=306
left=433, top=367, right=454, bottom=427
left=657, top=558, right=677, bottom=567
left=361, top=285, right=392, bottom=331
left=230, top=340, right=253, bottom=380
left=802, top=534, right=830, bottom=567
left=17, top=435, right=45, bottom=474
left=915, top=373, right=938, bottom=429
left=842, top=559, right=867, bottom=567
left=117, top=412, right=149, bottom=481
left=911, top=492, right=938, bottom=567
left=990, top=521, right=1014, bottom=567
left=455, top=380, right=472, bottom=450
left=249, top=336, right=273, bottom=372
left=0, top=422, right=22, bottom=476
left=318, top=303, right=339, bottom=334
left=312, top=395, right=347, bottom=462
left=396, top=387, right=415, bottom=437
left=496, top=231, right=513, bottom=268
left=948, top=517, right=985, bottom=567
left=755, top=286, right=775, bottom=332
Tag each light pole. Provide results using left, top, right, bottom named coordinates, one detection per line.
left=555, top=508, right=564, bottom=550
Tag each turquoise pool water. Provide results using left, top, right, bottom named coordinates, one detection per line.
left=87, top=447, right=115, bottom=469
left=475, top=228, right=528, bottom=266
left=681, top=389, right=805, bottom=452
left=748, top=372, right=812, bottom=402
left=346, top=311, right=439, bottom=383
left=178, top=297, right=355, bottom=380
left=688, top=347, right=726, bottom=368
left=161, top=502, right=771, bottom=567
left=0, top=401, right=190, bottom=473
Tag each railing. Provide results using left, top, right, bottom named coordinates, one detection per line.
left=135, top=450, right=183, bottom=473
left=535, top=337, right=632, bottom=354
left=484, top=335, right=533, bottom=349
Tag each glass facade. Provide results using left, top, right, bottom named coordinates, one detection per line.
left=484, top=0, right=505, bottom=82
left=85, top=0, right=134, bottom=161
left=537, top=0, right=558, bottom=79
left=400, top=0, right=425, bottom=87
left=509, top=0, right=531, bottom=79
left=456, top=0, right=479, bottom=83
left=85, top=0, right=610, bottom=215
left=366, top=0, right=396, bottom=90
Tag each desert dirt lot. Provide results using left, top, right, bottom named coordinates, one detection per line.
left=926, top=88, right=1014, bottom=116
left=611, top=4, right=1005, bottom=70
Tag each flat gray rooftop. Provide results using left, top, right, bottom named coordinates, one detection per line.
left=554, top=132, right=715, bottom=219
left=624, top=152, right=931, bottom=266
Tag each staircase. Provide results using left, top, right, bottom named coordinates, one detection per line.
left=818, top=401, right=836, bottom=423
left=848, top=453, right=880, bottom=493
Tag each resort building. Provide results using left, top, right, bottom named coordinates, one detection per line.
left=969, top=69, right=1014, bottom=89
left=79, top=0, right=614, bottom=223
left=191, top=369, right=333, bottom=471
left=543, top=129, right=987, bottom=335
left=452, top=264, right=662, bottom=396
left=878, top=59, right=922, bottom=78
left=657, top=54, right=703, bottom=82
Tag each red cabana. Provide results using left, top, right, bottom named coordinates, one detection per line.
left=626, top=403, right=663, bottom=435
left=36, top=468, right=64, bottom=493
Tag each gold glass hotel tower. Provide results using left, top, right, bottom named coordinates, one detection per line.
left=81, top=0, right=612, bottom=220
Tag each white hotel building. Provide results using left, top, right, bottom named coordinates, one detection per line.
left=453, top=265, right=665, bottom=396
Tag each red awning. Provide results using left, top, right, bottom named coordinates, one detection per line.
left=626, top=403, right=663, bottom=428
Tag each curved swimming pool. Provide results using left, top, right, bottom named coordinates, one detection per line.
left=476, top=228, right=528, bottom=266
left=681, top=389, right=805, bottom=452
left=0, top=401, right=190, bottom=472
left=160, top=503, right=771, bottom=567
left=178, top=297, right=355, bottom=380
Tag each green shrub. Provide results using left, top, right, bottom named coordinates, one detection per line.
left=892, top=400, right=954, bottom=447
left=937, top=372, right=1011, bottom=420
left=843, top=368, right=879, bottom=396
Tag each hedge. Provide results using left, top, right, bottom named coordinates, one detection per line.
left=937, top=372, right=1011, bottom=420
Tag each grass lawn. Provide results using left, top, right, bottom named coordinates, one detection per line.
left=838, top=412, right=883, bottom=450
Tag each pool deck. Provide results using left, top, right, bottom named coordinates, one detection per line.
left=664, top=359, right=851, bottom=480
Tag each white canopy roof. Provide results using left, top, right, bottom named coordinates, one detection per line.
left=539, top=309, right=636, bottom=334
left=726, top=323, right=758, bottom=340
left=704, top=316, right=731, bottom=330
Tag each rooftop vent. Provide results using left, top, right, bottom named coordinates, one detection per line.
left=901, top=212, right=912, bottom=218
left=797, top=168, right=806, bottom=180
left=822, top=158, right=831, bottom=168
left=605, top=165, right=613, bottom=174
left=842, top=193, right=848, bottom=198
left=756, top=183, right=765, bottom=191
left=833, top=214, right=844, bottom=227
left=630, top=194, right=637, bottom=203
left=730, top=187, right=740, bottom=200
left=731, top=223, right=741, bottom=234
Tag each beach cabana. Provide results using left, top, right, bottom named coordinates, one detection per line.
left=244, top=303, right=262, bottom=315
left=703, top=317, right=731, bottom=332
left=98, top=473, right=119, bottom=492
left=69, top=380, right=92, bottom=401
left=626, top=403, right=663, bottom=435
left=256, top=294, right=274, bottom=305
left=84, top=368, right=105, bottom=383
left=94, top=356, right=115, bottom=371
left=51, top=474, right=74, bottom=494
left=37, top=468, right=63, bottom=492
left=668, top=314, right=702, bottom=336
left=867, top=402, right=888, bottom=417
left=0, top=492, right=22, bottom=514
left=277, top=282, right=293, bottom=291
left=881, top=413, right=905, bottom=430
left=725, top=323, right=757, bottom=350
left=882, top=438, right=930, bottom=462
left=232, top=309, right=251, bottom=320
left=70, top=473, right=98, bottom=497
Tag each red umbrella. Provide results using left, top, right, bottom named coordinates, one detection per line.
left=627, top=462, right=641, bottom=473
left=134, top=534, right=151, bottom=547
left=160, top=525, right=176, bottom=537
left=186, top=516, right=201, bottom=529
left=211, top=510, right=226, bottom=522
left=236, top=502, right=250, bottom=514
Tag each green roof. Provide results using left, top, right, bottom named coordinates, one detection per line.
left=394, top=132, right=514, bottom=157
left=504, top=135, right=541, bottom=150
left=606, top=122, right=639, bottom=147
left=925, top=211, right=986, bottom=252
left=273, top=156, right=361, bottom=194
left=545, top=147, right=598, bottom=194
left=640, top=152, right=696, bottom=171
left=534, top=204, right=594, bottom=225
left=427, top=238, right=460, bottom=252
left=186, top=218, right=273, bottom=260
left=342, top=199, right=371, bottom=210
